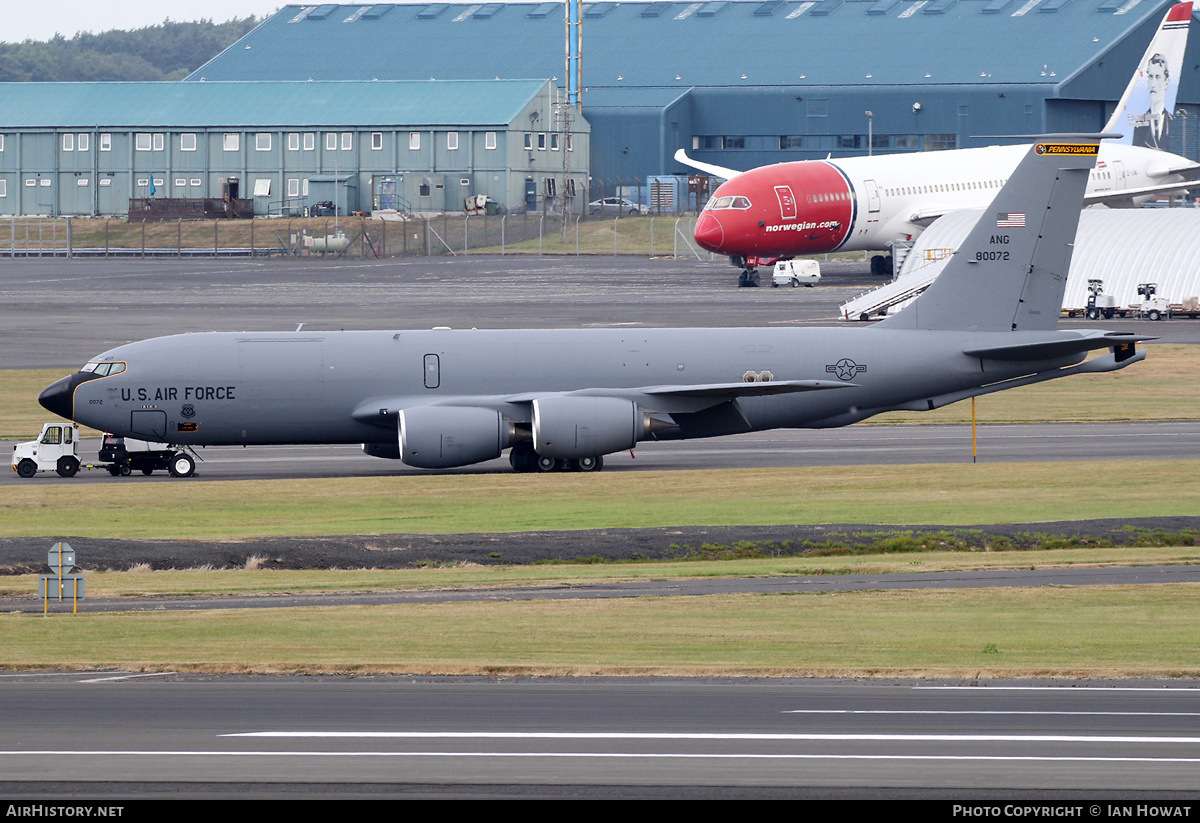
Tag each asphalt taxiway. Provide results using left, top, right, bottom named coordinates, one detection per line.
left=1, top=675, right=1198, bottom=799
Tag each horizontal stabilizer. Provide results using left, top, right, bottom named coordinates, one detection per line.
left=963, top=332, right=1155, bottom=361
left=1084, top=178, right=1200, bottom=206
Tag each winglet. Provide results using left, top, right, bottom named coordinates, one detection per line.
left=1103, top=1, right=1193, bottom=148
left=673, top=148, right=741, bottom=181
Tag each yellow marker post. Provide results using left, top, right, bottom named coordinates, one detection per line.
left=972, top=397, right=978, bottom=464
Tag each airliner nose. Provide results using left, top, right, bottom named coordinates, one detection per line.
left=39, top=375, right=76, bottom=420
left=694, top=212, right=724, bottom=252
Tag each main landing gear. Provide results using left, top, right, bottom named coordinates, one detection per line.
left=508, top=442, right=605, bottom=473
left=737, top=268, right=760, bottom=288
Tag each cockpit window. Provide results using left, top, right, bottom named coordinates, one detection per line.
left=81, top=361, right=126, bottom=377
left=705, top=196, right=752, bottom=211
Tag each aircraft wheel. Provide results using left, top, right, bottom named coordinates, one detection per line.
left=16, top=459, right=37, bottom=479
left=747, top=269, right=760, bottom=287
left=168, top=453, right=195, bottom=478
left=509, top=443, right=536, bottom=473
left=56, top=456, right=80, bottom=478
left=571, top=455, right=604, bottom=473
left=532, top=454, right=559, bottom=473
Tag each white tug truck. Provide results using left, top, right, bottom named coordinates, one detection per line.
left=11, top=422, right=195, bottom=478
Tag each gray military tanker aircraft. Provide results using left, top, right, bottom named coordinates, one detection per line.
left=39, top=134, right=1148, bottom=477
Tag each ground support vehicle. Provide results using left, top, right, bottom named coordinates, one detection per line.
left=771, top=260, right=821, bottom=288
left=12, top=423, right=196, bottom=478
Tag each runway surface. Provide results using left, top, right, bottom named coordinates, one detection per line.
left=1, top=674, right=1198, bottom=798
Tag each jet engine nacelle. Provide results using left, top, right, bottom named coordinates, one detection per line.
left=532, top=395, right=646, bottom=459
left=399, top=405, right=512, bottom=469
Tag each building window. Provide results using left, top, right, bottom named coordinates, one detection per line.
left=99, top=134, right=111, bottom=152
left=62, top=134, right=74, bottom=151
left=409, top=132, right=420, bottom=150
left=326, top=132, right=337, bottom=151
left=223, top=133, right=240, bottom=151
left=524, top=132, right=533, bottom=151
left=100, top=179, right=111, bottom=187
left=135, top=133, right=152, bottom=151
left=303, top=132, right=315, bottom=151
left=341, top=132, right=352, bottom=150
left=537, top=133, right=546, bottom=150
left=894, top=134, right=921, bottom=149
left=153, top=134, right=163, bottom=151
left=926, top=134, right=957, bottom=151
left=77, top=178, right=89, bottom=187
left=25, top=179, right=35, bottom=187
left=722, top=136, right=745, bottom=150
left=447, top=131, right=459, bottom=151
left=0, top=180, right=6, bottom=197
left=779, top=135, right=803, bottom=150
left=288, top=133, right=300, bottom=151
left=180, top=133, right=197, bottom=151
left=302, top=178, right=309, bottom=196
left=256, top=133, right=271, bottom=151
left=190, top=179, right=202, bottom=187
left=550, top=133, right=559, bottom=151
left=371, top=132, right=383, bottom=150
left=77, top=134, right=89, bottom=151
left=693, top=135, right=720, bottom=150
left=483, top=131, right=496, bottom=150
left=40, top=179, right=51, bottom=187
left=0, top=134, right=5, bottom=151
left=253, top=179, right=271, bottom=197
left=174, top=178, right=186, bottom=188
left=836, top=135, right=862, bottom=150
left=288, top=178, right=300, bottom=197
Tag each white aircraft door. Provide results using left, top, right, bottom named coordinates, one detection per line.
left=774, top=185, right=798, bottom=220
left=863, top=179, right=881, bottom=213
left=1111, top=161, right=1127, bottom=190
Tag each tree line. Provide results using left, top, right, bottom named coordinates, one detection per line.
left=0, top=18, right=261, bottom=82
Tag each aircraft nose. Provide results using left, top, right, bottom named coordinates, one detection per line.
left=694, top=212, right=724, bottom=252
left=39, top=375, right=76, bottom=420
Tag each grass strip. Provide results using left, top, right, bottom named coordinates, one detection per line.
left=4, top=584, right=1196, bottom=678
left=3, top=460, right=1198, bottom=539
left=2, top=545, right=1198, bottom=598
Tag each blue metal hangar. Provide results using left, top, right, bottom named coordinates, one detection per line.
left=0, top=79, right=588, bottom=216
left=188, top=1, right=1200, bottom=188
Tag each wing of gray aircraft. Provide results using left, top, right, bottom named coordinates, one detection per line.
left=39, top=134, right=1152, bottom=476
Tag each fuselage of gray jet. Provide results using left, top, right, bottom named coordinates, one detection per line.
left=40, top=324, right=1142, bottom=470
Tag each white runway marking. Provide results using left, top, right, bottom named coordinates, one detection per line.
left=224, top=731, right=1200, bottom=744
left=783, top=710, right=1200, bottom=717
left=3, top=750, right=1199, bottom=764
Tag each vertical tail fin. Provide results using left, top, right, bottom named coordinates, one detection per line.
left=879, top=137, right=1103, bottom=333
left=1103, top=1, right=1192, bottom=148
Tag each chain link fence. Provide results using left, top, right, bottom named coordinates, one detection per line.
left=0, top=214, right=710, bottom=260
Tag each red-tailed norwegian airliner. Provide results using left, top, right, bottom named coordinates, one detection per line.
left=681, top=1, right=1199, bottom=284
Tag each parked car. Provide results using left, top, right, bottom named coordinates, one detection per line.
left=589, top=197, right=651, bottom=215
